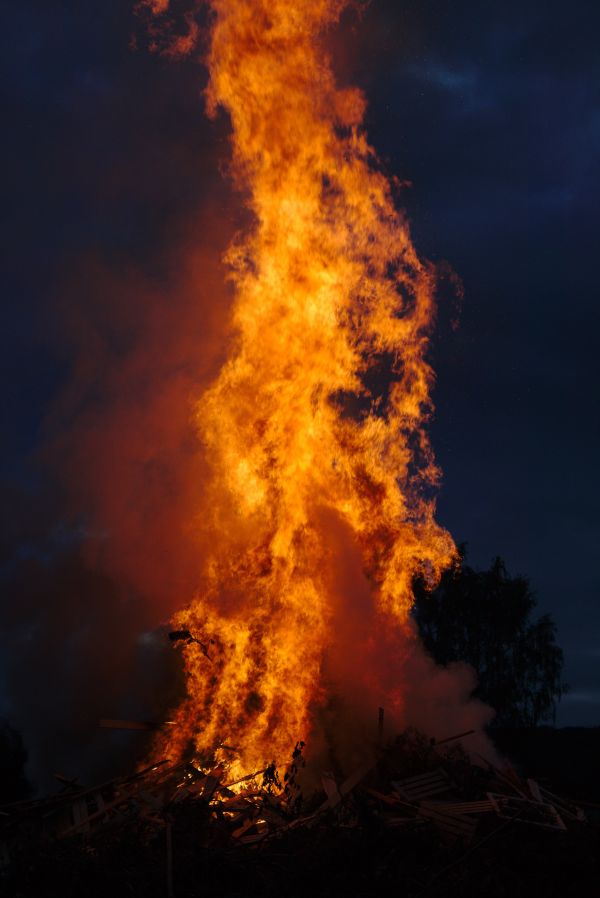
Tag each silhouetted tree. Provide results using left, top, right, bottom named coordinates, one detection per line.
left=413, top=549, right=568, bottom=726
left=0, top=719, right=32, bottom=803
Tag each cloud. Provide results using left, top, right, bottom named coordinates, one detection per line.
left=408, top=61, right=478, bottom=93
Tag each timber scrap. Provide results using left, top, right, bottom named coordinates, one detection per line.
left=0, top=728, right=595, bottom=896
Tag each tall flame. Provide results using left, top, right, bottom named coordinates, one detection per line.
left=149, top=0, right=455, bottom=777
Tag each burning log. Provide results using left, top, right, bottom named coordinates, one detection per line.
left=168, top=630, right=214, bottom=662
left=99, top=719, right=175, bottom=732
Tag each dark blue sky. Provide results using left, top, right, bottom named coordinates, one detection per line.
left=353, top=0, right=600, bottom=726
left=1, top=0, right=599, bottom=785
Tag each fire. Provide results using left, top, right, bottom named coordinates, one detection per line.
left=147, top=0, right=455, bottom=778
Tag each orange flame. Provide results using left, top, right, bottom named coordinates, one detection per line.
left=150, top=0, right=455, bottom=778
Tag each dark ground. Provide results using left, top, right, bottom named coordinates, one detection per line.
left=4, top=812, right=599, bottom=898
left=2, top=726, right=599, bottom=898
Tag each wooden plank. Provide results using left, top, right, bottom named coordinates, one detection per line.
left=232, top=817, right=256, bottom=839
left=405, top=784, right=452, bottom=798
left=363, top=787, right=403, bottom=807
left=540, top=788, right=587, bottom=822
left=59, top=789, right=135, bottom=837
left=220, top=796, right=254, bottom=811
left=321, top=772, right=342, bottom=805
left=339, top=760, right=376, bottom=798
left=527, top=779, right=543, bottom=803
left=58, top=773, right=172, bottom=838
left=433, top=729, right=476, bottom=746
left=318, top=760, right=375, bottom=811
left=71, top=798, right=90, bottom=833
left=486, top=793, right=567, bottom=831
left=137, top=790, right=165, bottom=813
left=419, top=808, right=475, bottom=829
left=385, top=816, right=420, bottom=827
left=257, top=806, right=287, bottom=826
left=99, top=719, right=165, bottom=731
left=417, top=805, right=477, bottom=842
left=392, top=769, right=452, bottom=802
left=474, top=753, right=529, bottom=799
left=392, top=768, right=451, bottom=801
left=221, top=768, right=265, bottom=790
left=421, top=800, right=494, bottom=815
left=202, top=775, right=222, bottom=802
left=395, top=769, right=449, bottom=786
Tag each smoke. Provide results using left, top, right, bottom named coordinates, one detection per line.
left=0, top=206, right=237, bottom=789
left=303, top=509, right=496, bottom=775
left=134, top=0, right=202, bottom=59
left=0, top=537, right=178, bottom=791
left=1, top=155, right=242, bottom=788
left=0, top=0, right=248, bottom=791
left=47, top=214, right=234, bottom=612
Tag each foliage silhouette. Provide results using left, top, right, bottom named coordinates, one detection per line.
left=413, top=548, right=568, bottom=726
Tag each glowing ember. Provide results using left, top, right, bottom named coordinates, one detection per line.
left=147, top=0, right=455, bottom=779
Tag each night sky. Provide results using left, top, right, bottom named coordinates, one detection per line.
left=1, top=0, right=599, bottom=788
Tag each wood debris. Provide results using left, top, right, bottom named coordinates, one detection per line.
left=0, top=726, right=594, bottom=896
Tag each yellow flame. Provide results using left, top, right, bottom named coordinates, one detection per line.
left=151, top=0, right=455, bottom=779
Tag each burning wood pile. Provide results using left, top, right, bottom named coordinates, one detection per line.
left=2, top=728, right=597, bottom=897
